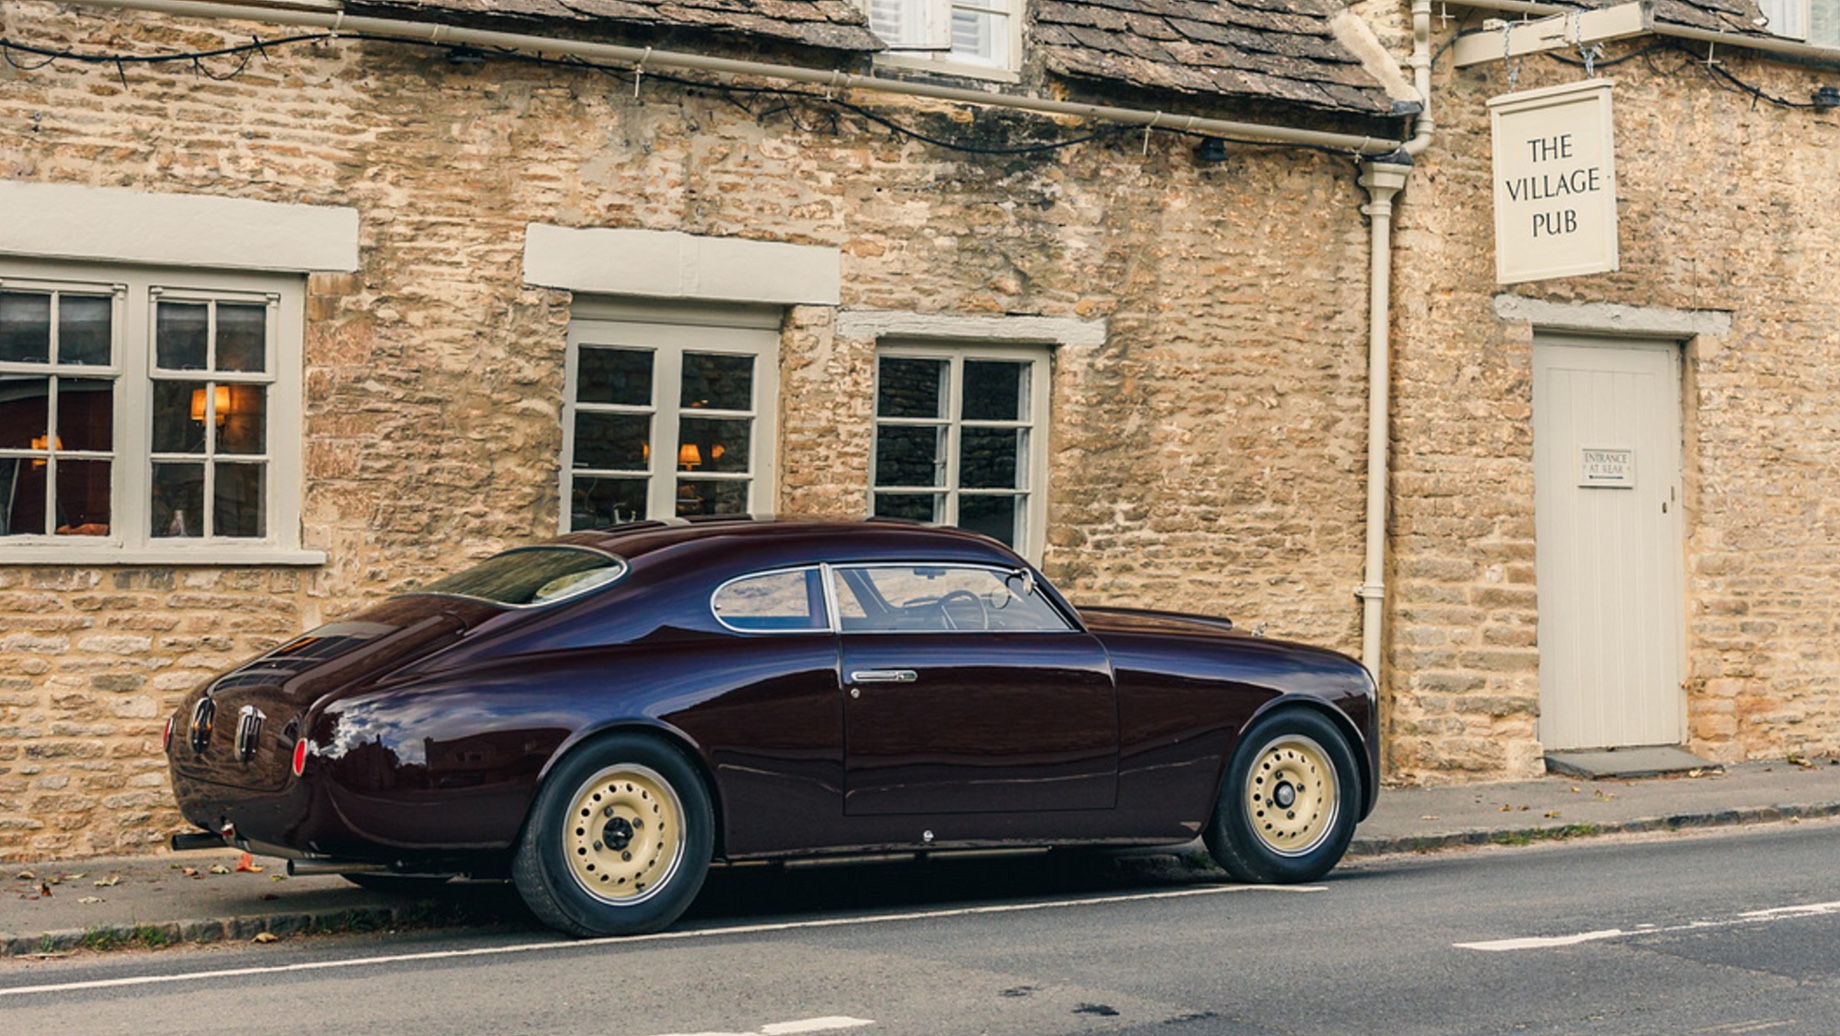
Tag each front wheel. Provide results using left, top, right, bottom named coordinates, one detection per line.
left=512, top=733, right=714, bottom=936
left=1205, top=709, right=1359, bottom=884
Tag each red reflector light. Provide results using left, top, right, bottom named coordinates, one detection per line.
left=291, top=739, right=309, bottom=777
left=163, top=716, right=174, bottom=752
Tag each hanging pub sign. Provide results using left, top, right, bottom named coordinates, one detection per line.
left=1488, top=79, right=1619, bottom=284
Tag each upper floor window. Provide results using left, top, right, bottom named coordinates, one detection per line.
left=562, top=307, right=780, bottom=530
left=0, top=260, right=306, bottom=563
left=865, top=0, right=1022, bottom=76
left=1759, top=0, right=1840, bottom=47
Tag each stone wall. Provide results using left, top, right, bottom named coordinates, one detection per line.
left=1383, top=20, right=1840, bottom=780
left=0, top=3, right=1377, bottom=857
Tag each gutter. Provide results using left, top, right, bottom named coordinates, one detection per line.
left=52, top=0, right=1413, bottom=156
left=1449, top=0, right=1840, bottom=64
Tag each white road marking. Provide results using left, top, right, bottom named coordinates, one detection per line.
left=648, top=1017, right=875, bottom=1036
left=0, top=882, right=1320, bottom=999
left=1457, top=899, right=1840, bottom=952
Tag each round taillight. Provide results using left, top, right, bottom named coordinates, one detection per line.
left=163, top=715, right=174, bottom=752
left=291, top=738, right=310, bottom=777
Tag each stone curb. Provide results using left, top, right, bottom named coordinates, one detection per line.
left=0, top=901, right=460, bottom=958
left=1346, top=801, right=1840, bottom=858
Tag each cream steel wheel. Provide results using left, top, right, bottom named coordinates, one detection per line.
left=563, top=764, right=685, bottom=903
left=513, top=733, right=713, bottom=937
left=1205, top=709, right=1361, bottom=884
left=1244, top=734, right=1337, bottom=857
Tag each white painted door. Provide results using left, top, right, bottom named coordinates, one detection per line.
left=1533, top=337, right=1686, bottom=750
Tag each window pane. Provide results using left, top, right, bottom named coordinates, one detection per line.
left=0, top=374, right=49, bottom=449
left=1815, top=0, right=1840, bottom=46
left=152, top=462, right=205, bottom=537
left=578, top=346, right=653, bottom=406
left=962, top=360, right=1026, bottom=421
left=873, top=491, right=941, bottom=523
left=681, top=353, right=754, bottom=411
left=152, top=380, right=208, bottom=454
left=875, top=425, right=944, bottom=487
left=678, top=416, right=750, bottom=474
left=674, top=478, right=749, bottom=516
left=840, top=565, right=1051, bottom=632
left=58, top=378, right=113, bottom=453
left=55, top=459, right=111, bottom=535
left=216, top=304, right=267, bottom=373
left=573, top=411, right=651, bottom=471
left=60, top=295, right=113, bottom=366
left=0, top=292, right=50, bottom=363
left=156, top=302, right=209, bottom=370
left=877, top=357, right=946, bottom=419
left=713, top=569, right=826, bottom=631
left=0, top=460, right=46, bottom=535
left=569, top=476, right=647, bottom=530
left=957, top=494, right=1019, bottom=547
left=960, top=427, right=1022, bottom=489
left=214, top=462, right=266, bottom=538
left=868, top=0, right=926, bottom=46
left=219, top=384, right=266, bottom=456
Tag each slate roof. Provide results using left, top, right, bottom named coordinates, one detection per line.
left=345, top=0, right=886, bottom=53
left=1033, top=0, right=1396, bottom=115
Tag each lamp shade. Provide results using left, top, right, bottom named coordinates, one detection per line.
left=677, top=443, right=702, bottom=468
left=190, top=385, right=232, bottom=424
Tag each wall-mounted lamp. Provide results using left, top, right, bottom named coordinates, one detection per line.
left=29, top=434, right=60, bottom=469
left=1814, top=86, right=1840, bottom=111
left=678, top=443, right=702, bottom=469
left=1193, top=137, right=1231, bottom=163
left=190, top=385, right=232, bottom=426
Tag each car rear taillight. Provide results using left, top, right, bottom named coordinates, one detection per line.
left=162, top=716, right=174, bottom=752
left=291, top=738, right=309, bottom=777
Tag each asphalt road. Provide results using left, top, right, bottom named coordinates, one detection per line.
left=4, top=820, right=1839, bottom=1036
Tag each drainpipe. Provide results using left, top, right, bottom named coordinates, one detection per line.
left=1356, top=0, right=1435, bottom=679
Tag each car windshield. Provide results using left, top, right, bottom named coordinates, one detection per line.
left=417, top=546, right=627, bottom=606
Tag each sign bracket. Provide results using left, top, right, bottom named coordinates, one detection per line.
left=1454, top=1, right=1653, bottom=68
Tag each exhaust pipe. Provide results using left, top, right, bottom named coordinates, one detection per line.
left=287, top=858, right=391, bottom=876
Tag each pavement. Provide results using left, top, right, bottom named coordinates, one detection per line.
left=5, top=758, right=1840, bottom=957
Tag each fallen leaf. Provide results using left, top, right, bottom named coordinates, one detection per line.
left=15, top=871, right=33, bottom=880
left=208, top=864, right=231, bottom=875
left=182, top=867, right=199, bottom=878
left=271, top=874, right=288, bottom=882
left=77, top=896, right=103, bottom=904
left=1420, top=814, right=1440, bottom=821
left=252, top=931, right=279, bottom=944
left=1498, top=804, right=1511, bottom=812
left=235, top=852, right=264, bottom=874
left=38, top=882, right=52, bottom=897
left=64, top=873, right=86, bottom=881
left=1544, top=811, right=1562, bottom=818
left=94, top=875, right=120, bottom=888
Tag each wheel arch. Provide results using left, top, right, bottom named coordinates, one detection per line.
left=1227, top=695, right=1376, bottom=822
left=525, top=720, right=729, bottom=859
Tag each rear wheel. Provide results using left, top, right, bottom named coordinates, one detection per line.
left=1205, top=709, right=1359, bottom=884
left=512, top=733, right=713, bottom=936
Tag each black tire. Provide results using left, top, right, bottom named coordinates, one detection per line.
left=512, top=733, right=714, bottom=937
left=1204, top=709, right=1360, bottom=884
left=342, top=872, right=453, bottom=894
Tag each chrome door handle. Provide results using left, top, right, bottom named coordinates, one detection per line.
left=850, top=669, right=918, bottom=684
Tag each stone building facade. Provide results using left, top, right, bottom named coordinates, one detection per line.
left=3, top=0, right=1840, bottom=859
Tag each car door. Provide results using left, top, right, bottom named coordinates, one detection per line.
left=834, top=563, right=1118, bottom=816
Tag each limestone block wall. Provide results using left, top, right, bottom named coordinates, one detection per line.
left=1384, top=23, right=1840, bottom=781
left=0, top=3, right=1377, bottom=857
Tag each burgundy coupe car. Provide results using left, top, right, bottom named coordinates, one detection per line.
left=167, top=517, right=1378, bottom=936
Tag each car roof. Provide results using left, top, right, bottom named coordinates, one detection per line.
left=551, top=515, right=1025, bottom=570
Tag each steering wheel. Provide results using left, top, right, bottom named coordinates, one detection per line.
left=937, top=589, right=990, bottom=631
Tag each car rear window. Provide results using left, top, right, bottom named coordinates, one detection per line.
left=418, top=546, right=627, bottom=607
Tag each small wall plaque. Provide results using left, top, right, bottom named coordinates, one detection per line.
left=1580, top=447, right=1635, bottom=488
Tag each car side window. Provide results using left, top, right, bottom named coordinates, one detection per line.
left=711, top=568, right=828, bottom=633
left=834, top=565, right=1073, bottom=633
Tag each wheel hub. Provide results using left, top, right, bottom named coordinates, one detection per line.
left=563, top=765, right=684, bottom=904
left=1245, top=734, right=1339, bottom=858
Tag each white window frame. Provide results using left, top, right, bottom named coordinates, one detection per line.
left=0, top=258, right=310, bottom=565
left=870, top=342, right=1050, bottom=560
left=561, top=302, right=781, bottom=531
left=862, top=0, right=1025, bottom=81
left=1759, top=0, right=1840, bottom=46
